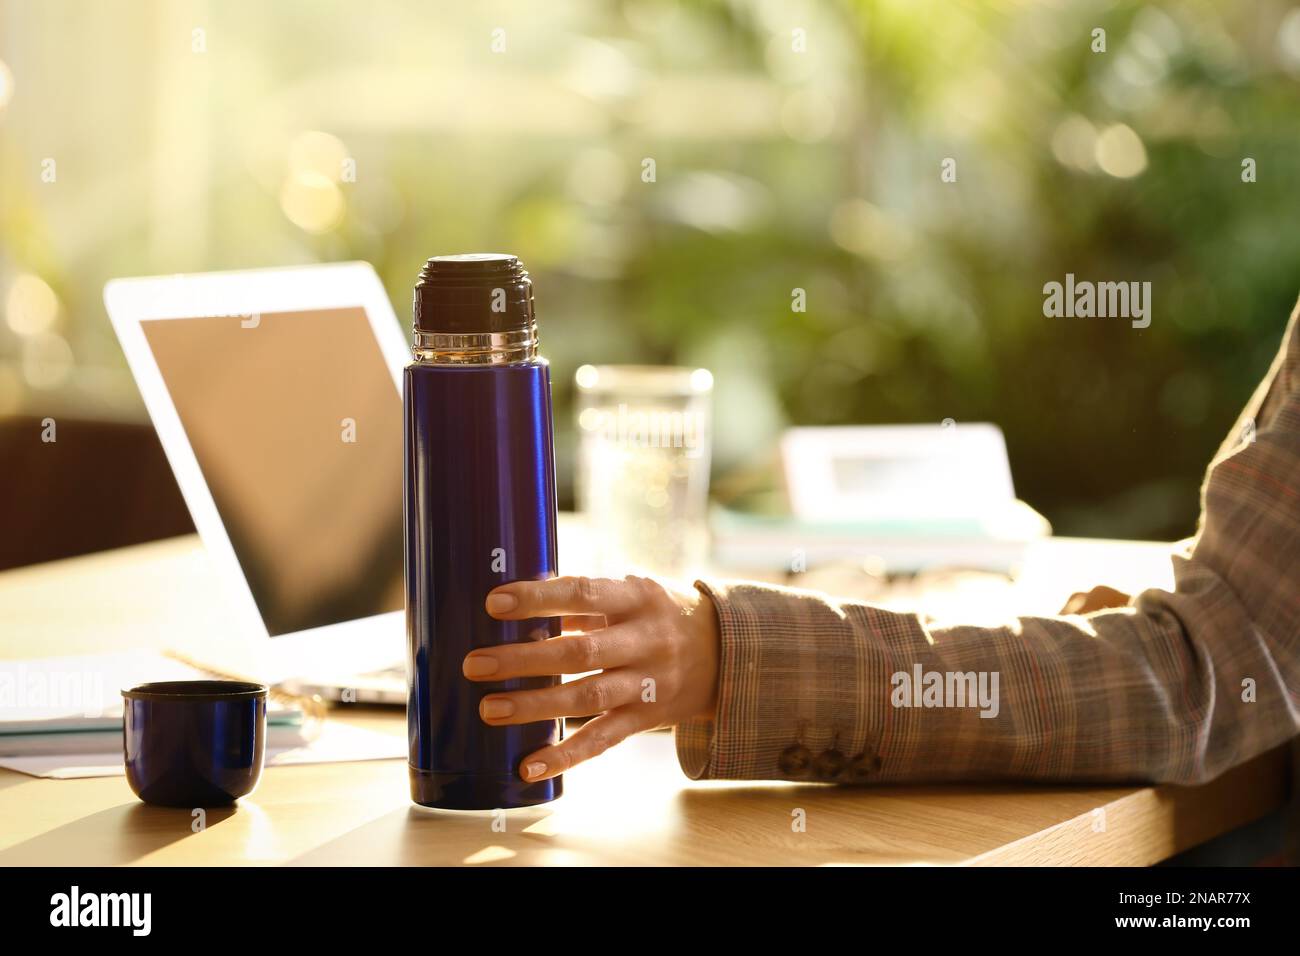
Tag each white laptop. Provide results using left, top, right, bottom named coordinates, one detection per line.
left=104, top=262, right=408, bottom=702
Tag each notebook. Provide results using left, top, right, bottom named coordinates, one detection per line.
left=0, top=650, right=305, bottom=756
left=0, top=650, right=406, bottom=778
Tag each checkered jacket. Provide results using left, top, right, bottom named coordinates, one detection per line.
left=678, top=298, right=1300, bottom=786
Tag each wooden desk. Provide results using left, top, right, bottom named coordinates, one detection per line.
left=0, top=537, right=1290, bottom=866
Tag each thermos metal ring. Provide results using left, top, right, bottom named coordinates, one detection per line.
left=413, top=326, right=539, bottom=365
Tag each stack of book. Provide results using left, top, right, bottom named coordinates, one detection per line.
left=0, top=650, right=306, bottom=758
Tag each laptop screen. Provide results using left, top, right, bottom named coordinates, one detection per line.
left=141, top=306, right=404, bottom=636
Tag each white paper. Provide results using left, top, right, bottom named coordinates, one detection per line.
left=0, top=650, right=299, bottom=734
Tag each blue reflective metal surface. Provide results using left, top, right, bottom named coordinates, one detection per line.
left=122, top=683, right=267, bottom=807
left=404, top=359, right=563, bottom=809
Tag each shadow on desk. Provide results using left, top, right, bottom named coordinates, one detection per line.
left=0, top=733, right=1287, bottom=866
left=278, top=742, right=1291, bottom=867
left=284, top=801, right=888, bottom=867
left=282, top=779, right=1134, bottom=867
left=280, top=782, right=940, bottom=867
left=0, top=803, right=237, bottom=866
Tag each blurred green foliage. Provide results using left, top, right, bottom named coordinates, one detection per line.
left=2, top=0, right=1298, bottom=539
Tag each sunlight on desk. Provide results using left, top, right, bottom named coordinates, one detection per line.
left=0, top=720, right=1286, bottom=867
left=0, top=536, right=1288, bottom=866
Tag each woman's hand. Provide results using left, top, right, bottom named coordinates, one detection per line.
left=1060, top=585, right=1132, bottom=614
left=463, top=576, right=721, bottom=783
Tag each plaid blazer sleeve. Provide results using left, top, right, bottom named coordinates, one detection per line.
left=677, top=299, right=1300, bottom=786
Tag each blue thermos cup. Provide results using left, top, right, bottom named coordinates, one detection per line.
left=404, top=253, right=563, bottom=809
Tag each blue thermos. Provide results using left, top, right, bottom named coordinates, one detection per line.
left=404, top=253, right=563, bottom=809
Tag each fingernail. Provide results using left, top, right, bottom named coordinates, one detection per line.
left=462, top=655, right=499, bottom=677
left=480, top=697, right=515, bottom=720
left=523, top=761, right=548, bottom=780
left=486, top=592, right=518, bottom=615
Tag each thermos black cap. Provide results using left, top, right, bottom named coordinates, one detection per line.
left=413, top=253, right=535, bottom=335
